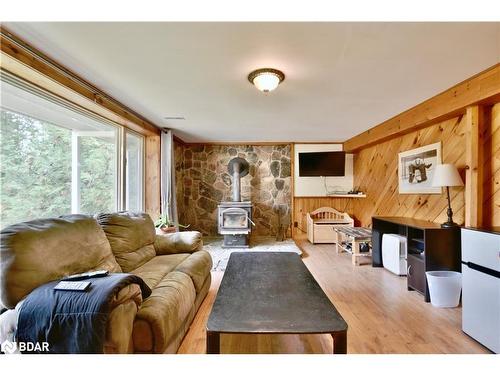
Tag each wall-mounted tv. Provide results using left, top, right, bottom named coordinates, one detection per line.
left=298, top=151, right=346, bottom=176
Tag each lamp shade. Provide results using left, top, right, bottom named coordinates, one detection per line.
left=252, top=72, right=281, bottom=92
left=432, top=164, right=464, bottom=187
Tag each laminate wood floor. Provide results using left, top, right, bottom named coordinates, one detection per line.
left=177, top=235, right=490, bottom=354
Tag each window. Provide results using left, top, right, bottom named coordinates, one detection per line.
left=0, top=109, right=73, bottom=226
left=0, top=75, right=144, bottom=228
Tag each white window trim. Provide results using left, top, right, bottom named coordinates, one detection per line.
left=124, top=129, right=146, bottom=212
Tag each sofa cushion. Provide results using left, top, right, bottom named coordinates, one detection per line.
left=133, top=271, right=196, bottom=353
left=130, top=254, right=190, bottom=289
left=174, top=251, right=212, bottom=293
left=0, top=215, right=121, bottom=309
left=154, top=231, right=203, bottom=255
left=96, top=212, right=156, bottom=272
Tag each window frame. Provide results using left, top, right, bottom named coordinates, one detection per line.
left=124, top=129, right=146, bottom=212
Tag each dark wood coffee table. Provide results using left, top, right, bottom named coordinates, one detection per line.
left=206, top=252, right=348, bottom=354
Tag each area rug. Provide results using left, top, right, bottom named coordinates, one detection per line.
left=203, top=236, right=303, bottom=272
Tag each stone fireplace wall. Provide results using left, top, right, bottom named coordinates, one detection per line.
left=174, top=143, right=292, bottom=236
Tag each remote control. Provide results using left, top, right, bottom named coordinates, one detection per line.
left=54, top=281, right=91, bottom=292
left=62, top=270, right=109, bottom=281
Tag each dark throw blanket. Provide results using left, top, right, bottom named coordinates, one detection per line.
left=16, top=273, right=151, bottom=354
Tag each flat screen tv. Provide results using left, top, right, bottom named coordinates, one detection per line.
left=298, top=151, right=346, bottom=176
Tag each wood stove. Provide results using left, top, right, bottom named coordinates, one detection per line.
left=217, top=157, right=253, bottom=248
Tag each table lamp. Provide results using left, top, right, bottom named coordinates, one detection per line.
left=432, top=164, right=464, bottom=228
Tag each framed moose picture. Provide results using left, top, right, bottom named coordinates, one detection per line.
left=398, top=142, right=442, bottom=194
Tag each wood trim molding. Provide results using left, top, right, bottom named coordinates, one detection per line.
left=0, top=26, right=160, bottom=137
left=464, top=105, right=485, bottom=227
left=344, top=64, right=500, bottom=152
left=173, top=135, right=187, bottom=145
left=175, top=141, right=345, bottom=146
left=182, top=141, right=293, bottom=146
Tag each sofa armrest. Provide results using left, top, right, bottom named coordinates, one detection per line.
left=154, top=231, right=203, bottom=255
left=104, top=283, right=143, bottom=354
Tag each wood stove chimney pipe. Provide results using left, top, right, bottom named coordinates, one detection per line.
left=227, top=157, right=250, bottom=203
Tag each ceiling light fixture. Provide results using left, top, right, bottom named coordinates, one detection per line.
left=248, top=68, right=285, bottom=93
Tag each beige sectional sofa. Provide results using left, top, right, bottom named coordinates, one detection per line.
left=0, top=212, right=212, bottom=353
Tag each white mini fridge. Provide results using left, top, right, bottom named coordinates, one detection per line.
left=382, top=234, right=408, bottom=276
left=461, top=228, right=500, bottom=353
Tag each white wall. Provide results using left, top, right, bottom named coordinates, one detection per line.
left=294, top=144, right=354, bottom=197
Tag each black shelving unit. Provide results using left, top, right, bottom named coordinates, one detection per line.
left=372, top=216, right=461, bottom=302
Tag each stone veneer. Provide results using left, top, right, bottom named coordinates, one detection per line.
left=174, top=143, right=292, bottom=236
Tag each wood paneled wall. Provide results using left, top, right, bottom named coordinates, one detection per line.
left=348, top=103, right=499, bottom=228
left=145, top=136, right=161, bottom=219
left=342, top=64, right=499, bottom=229
left=483, top=103, right=500, bottom=226
left=351, top=116, right=468, bottom=227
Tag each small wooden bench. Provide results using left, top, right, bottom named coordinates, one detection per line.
left=307, top=207, right=354, bottom=244
left=335, top=226, right=372, bottom=266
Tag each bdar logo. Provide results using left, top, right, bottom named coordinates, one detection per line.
left=1, top=339, right=49, bottom=353
left=1, top=340, right=17, bottom=354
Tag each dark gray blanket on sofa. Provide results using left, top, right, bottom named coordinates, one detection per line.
left=16, top=273, right=151, bottom=354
